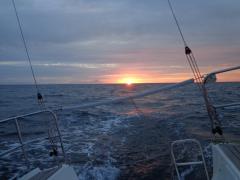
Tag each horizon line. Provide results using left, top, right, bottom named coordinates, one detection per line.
left=0, top=81, right=239, bottom=86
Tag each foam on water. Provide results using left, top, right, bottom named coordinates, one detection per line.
left=77, top=163, right=120, bottom=180
left=0, top=83, right=239, bottom=179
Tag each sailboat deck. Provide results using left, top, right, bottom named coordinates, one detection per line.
left=219, top=144, right=240, bottom=171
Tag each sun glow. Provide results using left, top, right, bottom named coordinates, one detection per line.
left=118, top=77, right=140, bottom=85
left=126, top=79, right=133, bottom=85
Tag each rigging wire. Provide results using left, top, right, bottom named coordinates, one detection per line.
left=11, top=0, right=61, bottom=155
left=11, top=0, right=43, bottom=104
left=167, top=0, right=202, bottom=84
left=167, top=0, right=223, bottom=136
left=167, top=0, right=187, bottom=47
left=167, top=0, right=203, bottom=92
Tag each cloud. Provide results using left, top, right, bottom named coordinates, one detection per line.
left=0, top=61, right=117, bottom=69
left=0, top=0, right=240, bottom=83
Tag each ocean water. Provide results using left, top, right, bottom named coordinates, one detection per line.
left=0, top=82, right=239, bottom=180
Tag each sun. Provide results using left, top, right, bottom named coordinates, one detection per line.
left=118, top=77, right=140, bottom=85
left=126, top=79, right=133, bottom=85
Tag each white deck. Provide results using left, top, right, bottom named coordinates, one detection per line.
left=19, top=164, right=78, bottom=180
left=212, top=144, right=240, bottom=180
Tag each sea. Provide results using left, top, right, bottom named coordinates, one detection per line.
left=0, top=82, right=239, bottom=180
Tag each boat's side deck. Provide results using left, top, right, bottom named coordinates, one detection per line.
left=212, top=143, right=240, bottom=180
left=19, top=165, right=78, bottom=180
left=219, top=144, right=240, bottom=171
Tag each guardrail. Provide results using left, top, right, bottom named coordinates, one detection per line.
left=0, top=110, right=66, bottom=167
left=171, top=139, right=209, bottom=180
left=203, top=66, right=240, bottom=111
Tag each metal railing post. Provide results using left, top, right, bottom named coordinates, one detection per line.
left=171, top=139, right=209, bottom=180
left=14, top=118, right=29, bottom=168
left=50, top=111, right=66, bottom=161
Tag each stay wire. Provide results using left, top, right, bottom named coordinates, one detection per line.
left=12, top=0, right=62, bottom=156
left=186, top=56, right=201, bottom=84
left=167, top=0, right=223, bottom=136
left=167, top=0, right=187, bottom=47
left=12, top=0, right=43, bottom=104
left=167, top=0, right=203, bottom=81
left=167, top=0, right=204, bottom=89
left=189, top=53, right=203, bottom=83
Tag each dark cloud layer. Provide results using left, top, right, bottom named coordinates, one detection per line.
left=0, top=0, right=240, bottom=83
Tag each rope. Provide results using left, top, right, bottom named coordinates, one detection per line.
left=11, top=0, right=43, bottom=104
left=130, top=98, right=146, bottom=119
left=130, top=98, right=150, bottom=160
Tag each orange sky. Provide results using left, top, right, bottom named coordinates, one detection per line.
left=96, top=46, right=240, bottom=84
left=100, top=69, right=240, bottom=84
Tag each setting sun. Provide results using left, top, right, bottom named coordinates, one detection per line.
left=126, top=79, right=133, bottom=85
left=117, top=77, right=141, bottom=85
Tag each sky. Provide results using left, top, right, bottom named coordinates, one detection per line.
left=0, top=0, right=239, bottom=84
